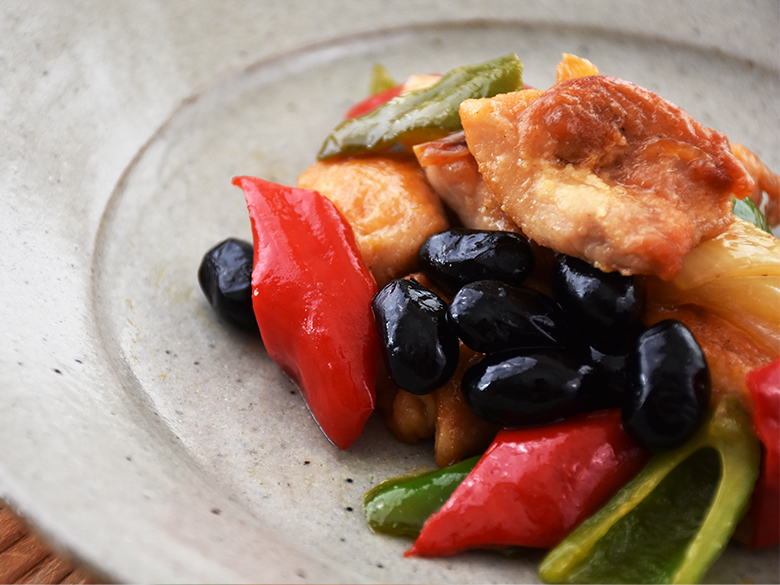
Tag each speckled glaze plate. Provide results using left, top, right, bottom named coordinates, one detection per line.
left=1, top=2, right=778, bottom=583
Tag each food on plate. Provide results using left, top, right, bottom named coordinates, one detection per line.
left=418, top=228, right=536, bottom=295
left=539, top=396, right=759, bottom=584
left=551, top=253, right=645, bottom=353
left=363, top=454, right=480, bottom=538
left=458, top=75, right=755, bottom=281
left=317, top=53, right=523, bottom=159
left=197, top=238, right=257, bottom=331
left=371, top=277, right=459, bottom=395
left=731, top=142, right=780, bottom=227
left=404, top=409, right=651, bottom=555
left=738, top=359, right=780, bottom=549
left=296, top=156, right=448, bottom=289
left=200, top=53, right=780, bottom=582
left=621, top=319, right=711, bottom=452
left=378, top=321, right=499, bottom=468
left=235, top=175, right=379, bottom=450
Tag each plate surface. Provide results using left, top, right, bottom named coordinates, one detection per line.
left=1, top=2, right=778, bottom=583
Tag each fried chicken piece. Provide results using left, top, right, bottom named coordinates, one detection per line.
left=460, top=75, right=756, bottom=280
left=384, top=389, right=437, bottom=444
left=297, top=156, right=449, bottom=288
left=414, top=132, right=520, bottom=231
left=413, top=54, right=602, bottom=233
left=380, top=344, right=498, bottom=468
left=731, top=143, right=780, bottom=227
left=413, top=54, right=603, bottom=233
left=430, top=343, right=498, bottom=468
left=555, top=53, right=600, bottom=82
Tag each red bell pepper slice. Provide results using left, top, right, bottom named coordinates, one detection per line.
left=405, top=409, right=650, bottom=556
left=344, top=83, right=404, bottom=119
left=234, top=176, right=379, bottom=450
left=744, top=358, right=780, bottom=549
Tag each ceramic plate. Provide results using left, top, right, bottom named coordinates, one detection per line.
left=1, top=2, right=778, bottom=582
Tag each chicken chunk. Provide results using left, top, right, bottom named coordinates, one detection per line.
left=460, top=75, right=756, bottom=280
left=381, top=343, right=499, bottom=468
left=296, top=156, right=449, bottom=288
left=414, top=132, right=519, bottom=231
left=731, top=142, right=780, bottom=228
left=412, top=54, right=600, bottom=234
left=555, top=53, right=600, bottom=82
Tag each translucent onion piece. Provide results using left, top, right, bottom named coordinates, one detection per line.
left=672, top=218, right=780, bottom=291
left=649, top=218, right=780, bottom=355
left=686, top=276, right=780, bottom=355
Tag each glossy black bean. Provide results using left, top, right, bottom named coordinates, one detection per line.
left=552, top=254, right=645, bottom=353
left=623, top=320, right=711, bottom=452
left=448, top=280, right=573, bottom=354
left=462, top=349, right=594, bottom=428
left=372, top=278, right=459, bottom=395
left=418, top=228, right=535, bottom=295
left=198, top=238, right=258, bottom=331
left=585, top=346, right=629, bottom=410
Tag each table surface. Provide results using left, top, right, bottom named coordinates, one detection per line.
left=0, top=502, right=98, bottom=584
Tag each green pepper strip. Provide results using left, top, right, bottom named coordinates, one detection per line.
left=317, top=53, right=524, bottom=160
left=368, top=63, right=398, bottom=95
left=363, top=456, right=479, bottom=538
left=732, top=195, right=772, bottom=234
left=538, top=396, right=760, bottom=584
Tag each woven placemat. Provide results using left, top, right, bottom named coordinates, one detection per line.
left=0, top=502, right=99, bottom=584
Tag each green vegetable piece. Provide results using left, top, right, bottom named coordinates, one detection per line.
left=363, top=455, right=479, bottom=538
left=539, top=396, right=760, bottom=584
left=732, top=195, right=772, bottom=233
left=369, top=63, right=398, bottom=94
left=318, top=54, right=524, bottom=159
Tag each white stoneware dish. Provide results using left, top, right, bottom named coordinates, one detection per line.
left=1, top=1, right=778, bottom=582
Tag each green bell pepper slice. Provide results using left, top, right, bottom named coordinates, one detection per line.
left=368, top=63, right=398, bottom=94
left=318, top=53, right=524, bottom=159
left=732, top=195, right=772, bottom=234
left=363, top=455, right=479, bottom=538
left=538, top=396, right=760, bottom=584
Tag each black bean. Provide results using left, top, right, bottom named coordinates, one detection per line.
left=462, top=349, right=594, bottom=428
left=419, top=228, right=535, bottom=295
left=372, top=278, right=459, bottom=395
left=585, top=346, right=629, bottom=410
left=198, top=238, right=258, bottom=331
left=552, top=254, right=645, bottom=353
left=448, top=280, right=573, bottom=354
left=622, top=320, right=710, bottom=452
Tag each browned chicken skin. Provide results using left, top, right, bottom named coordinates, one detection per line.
left=460, top=75, right=756, bottom=280
left=414, top=132, right=519, bottom=232
left=731, top=142, right=780, bottom=227
left=297, top=156, right=449, bottom=288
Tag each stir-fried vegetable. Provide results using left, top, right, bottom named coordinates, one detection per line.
left=740, top=359, right=780, bottom=549
left=364, top=455, right=479, bottom=538
left=405, top=410, right=650, bottom=555
left=234, top=176, right=380, bottom=449
left=318, top=54, right=524, bottom=159
left=733, top=195, right=772, bottom=233
left=538, top=397, right=760, bottom=584
left=648, top=218, right=780, bottom=360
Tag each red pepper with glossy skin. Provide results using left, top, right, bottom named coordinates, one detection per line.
left=344, top=83, right=404, bottom=119
left=234, top=176, right=379, bottom=450
left=744, top=358, right=780, bottom=549
left=405, top=409, right=650, bottom=557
